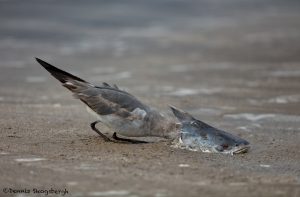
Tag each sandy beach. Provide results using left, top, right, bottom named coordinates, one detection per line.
left=0, top=0, right=300, bottom=196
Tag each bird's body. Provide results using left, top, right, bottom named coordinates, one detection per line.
left=36, top=58, right=177, bottom=141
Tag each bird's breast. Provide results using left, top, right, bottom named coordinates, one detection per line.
left=86, top=106, right=149, bottom=137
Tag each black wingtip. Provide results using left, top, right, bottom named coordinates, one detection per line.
left=35, top=57, right=58, bottom=70
left=35, top=57, right=86, bottom=83
left=35, top=57, right=43, bottom=66
left=35, top=57, right=51, bottom=69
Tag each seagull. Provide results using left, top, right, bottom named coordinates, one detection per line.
left=36, top=58, right=178, bottom=143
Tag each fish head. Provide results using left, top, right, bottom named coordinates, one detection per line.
left=208, top=129, right=250, bottom=155
left=170, top=105, right=250, bottom=155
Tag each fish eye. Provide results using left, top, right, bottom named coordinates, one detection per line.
left=221, top=144, right=229, bottom=149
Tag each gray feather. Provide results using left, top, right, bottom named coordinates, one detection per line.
left=36, top=58, right=150, bottom=117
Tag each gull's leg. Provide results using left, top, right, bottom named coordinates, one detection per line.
left=90, top=121, right=147, bottom=143
left=90, top=120, right=112, bottom=142
left=112, top=132, right=147, bottom=144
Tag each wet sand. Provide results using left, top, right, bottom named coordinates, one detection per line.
left=0, top=0, right=300, bottom=196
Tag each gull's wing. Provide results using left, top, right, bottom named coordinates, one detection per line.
left=36, top=58, right=150, bottom=118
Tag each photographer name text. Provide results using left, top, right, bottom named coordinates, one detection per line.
left=2, top=187, right=68, bottom=196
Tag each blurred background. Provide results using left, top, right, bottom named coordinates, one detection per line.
left=1, top=0, right=300, bottom=108
left=0, top=0, right=300, bottom=196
